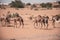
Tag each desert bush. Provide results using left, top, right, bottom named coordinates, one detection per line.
left=46, top=3, right=52, bottom=9
left=40, top=3, right=46, bottom=8
left=26, top=3, right=31, bottom=6
left=57, top=1, right=60, bottom=5
left=9, top=0, right=25, bottom=8
left=40, top=3, right=52, bottom=9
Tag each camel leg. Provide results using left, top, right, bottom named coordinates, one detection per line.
left=41, top=23, right=43, bottom=28
left=34, top=22, right=37, bottom=28
left=22, top=23, right=24, bottom=27
left=20, top=21, right=24, bottom=28
left=53, top=22, right=55, bottom=28
left=36, top=22, right=38, bottom=26
left=22, top=22, right=24, bottom=28
left=34, top=22, right=35, bottom=28
left=19, top=22, right=23, bottom=28
left=43, top=23, right=45, bottom=28
left=14, top=21, right=17, bottom=28
left=38, top=22, right=41, bottom=27
left=38, top=22, right=42, bottom=29
left=5, top=22, right=7, bottom=26
left=46, top=23, right=49, bottom=29
left=19, top=21, right=23, bottom=28
left=16, top=23, right=17, bottom=28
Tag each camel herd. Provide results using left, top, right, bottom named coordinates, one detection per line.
left=0, top=12, right=24, bottom=28
left=0, top=11, right=60, bottom=29
left=29, top=14, right=60, bottom=29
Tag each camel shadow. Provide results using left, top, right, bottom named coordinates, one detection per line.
left=10, top=39, right=16, bottom=40
left=54, top=27, right=60, bottom=29
left=34, top=27, right=53, bottom=30
left=7, top=25, right=14, bottom=27
left=40, top=28, right=53, bottom=30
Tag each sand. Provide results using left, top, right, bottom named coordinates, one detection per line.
left=0, top=8, right=60, bottom=40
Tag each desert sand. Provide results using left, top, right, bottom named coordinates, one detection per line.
left=0, top=8, right=60, bottom=40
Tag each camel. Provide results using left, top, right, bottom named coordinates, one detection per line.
left=32, top=15, right=42, bottom=29
left=17, top=16, right=24, bottom=28
left=31, top=15, right=49, bottom=29
left=0, top=14, right=7, bottom=26
left=12, top=13, right=24, bottom=28
left=42, top=15, right=49, bottom=29
left=0, top=12, right=24, bottom=28
left=52, top=14, right=60, bottom=28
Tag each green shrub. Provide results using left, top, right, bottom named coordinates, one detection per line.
left=9, top=0, right=25, bottom=8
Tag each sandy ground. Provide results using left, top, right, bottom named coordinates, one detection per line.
left=0, top=8, right=60, bottom=40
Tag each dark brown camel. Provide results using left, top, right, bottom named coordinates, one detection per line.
left=42, top=16, right=49, bottom=29
left=33, top=15, right=42, bottom=29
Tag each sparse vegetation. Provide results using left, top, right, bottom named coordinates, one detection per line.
left=40, top=3, right=52, bottom=9
left=26, top=3, right=31, bottom=6
left=0, top=5, right=1, bottom=8
left=9, top=0, right=25, bottom=8
left=58, top=1, right=60, bottom=5
left=30, top=4, right=37, bottom=10
left=46, top=3, right=52, bottom=9
left=40, top=3, right=46, bottom=8
left=32, top=4, right=37, bottom=8
left=0, top=0, right=60, bottom=9
left=53, top=5, right=60, bottom=8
